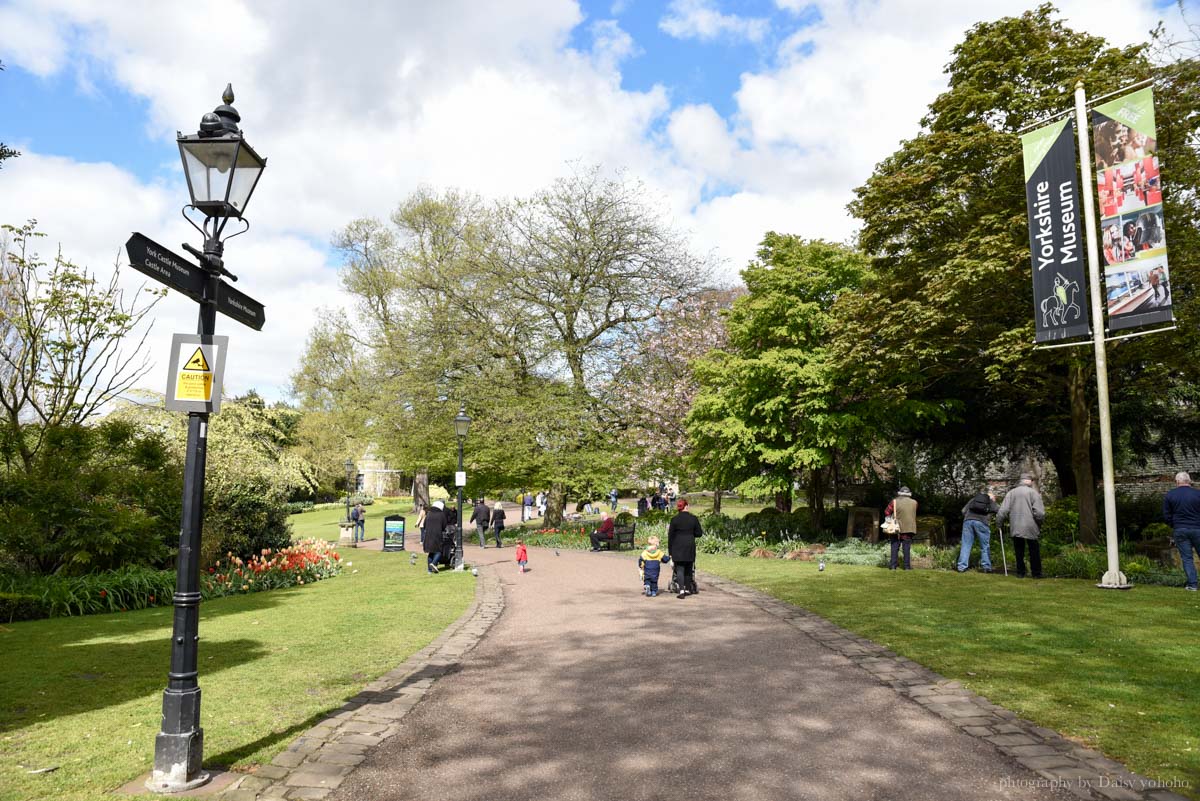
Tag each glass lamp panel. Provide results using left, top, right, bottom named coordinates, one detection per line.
left=180, top=140, right=238, bottom=205
left=454, top=415, right=471, bottom=438
left=227, top=143, right=265, bottom=214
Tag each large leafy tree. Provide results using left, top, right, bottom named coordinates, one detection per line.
left=294, top=170, right=711, bottom=523
left=688, top=235, right=871, bottom=524
left=843, top=5, right=1200, bottom=541
left=610, top=287, right=742, bottom=496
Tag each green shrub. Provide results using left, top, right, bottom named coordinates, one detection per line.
left=203, top=472, right=294, bottom=565
left=820, top=539, right=888, bottom=566
left=1140, top=522, right=1172, bottom=541
left=0, top=565, right=177, bottom=617
left=929, top=547, right=959, bottom=571
left=1043, top=545, right=1107, bottom=580
left=1108, top=491, right=1167, bottom=540
left=346, top=493, right=375, bottom=506
left=0, top=591, right=46, bottom=622
left=697, top=534, right=737, bottom=555
left=1040, top=497, right=1081, bottom=546
left=0, top=419, right=182, bottom=576
left=286, top=501, right=315, bottom=514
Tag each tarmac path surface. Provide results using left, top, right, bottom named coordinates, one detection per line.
left=331, top=544, right=1075, bottom=801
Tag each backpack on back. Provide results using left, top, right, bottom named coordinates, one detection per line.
left=967, top=493, right=991, bottom=514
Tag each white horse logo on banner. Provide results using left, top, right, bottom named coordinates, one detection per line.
left=1040, top=273, right=1082, bottom=329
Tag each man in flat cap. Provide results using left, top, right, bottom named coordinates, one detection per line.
left=997, top=473, right=1046, bottom=579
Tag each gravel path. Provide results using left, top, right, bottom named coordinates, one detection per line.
left=331, top=544, right=1076, bottom=801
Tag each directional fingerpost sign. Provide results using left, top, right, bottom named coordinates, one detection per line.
left=165, top=334, right=229, bottom=413
left=126, top=233, right=206, bottom=302
left=125, top=233, right=266, bottom=330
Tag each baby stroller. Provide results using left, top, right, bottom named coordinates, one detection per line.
left=438, top=526, right=459, bottom=570
left=666, top=563, right=699, bottom=595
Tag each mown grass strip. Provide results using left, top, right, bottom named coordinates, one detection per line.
left=700, top=556, right=1200, bottom=798
left=0, top=547, right=472, bottom=801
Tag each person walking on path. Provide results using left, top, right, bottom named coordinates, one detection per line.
left=423, top=500, right=449, bottom=574
left=885, top=487, right=918, bottom=570
left=491, top=501, right=506, bottom=548
left=470, top=499, right=491, bottom=548
left=668, top=498, right=702, bottom=598
left=536, top=490, right=546, bottom=518
left=997, top=473, right=1046, bottom=579
left=523, top=491, right=534, bottom=523
left=352, top=502, right=366, bottom=543
left=957, top=491, right=998, bottom=573
left=609, top=487, right=619, bottom=512
left=515, top=539, right=529, bottom=574
left=1163, top=471, right=1200, bottom=591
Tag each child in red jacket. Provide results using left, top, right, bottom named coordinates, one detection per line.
left=515, top=540, right=528, bottom=573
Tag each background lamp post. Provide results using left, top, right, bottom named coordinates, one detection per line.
left=454, top=406, right=471, bottom=568
left=344, top=458, right=355, bottom=522
left=149, top=85, right=266, bottom=793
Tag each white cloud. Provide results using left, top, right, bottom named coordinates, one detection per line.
left=660, top=0, right=771, bottom=43
left=1, top=0, right=1194, bottom=397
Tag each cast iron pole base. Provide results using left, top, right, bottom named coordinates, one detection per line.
left=1096, top=569, right=1132, bottom=589
left=146, top=725, right=208, bottom=792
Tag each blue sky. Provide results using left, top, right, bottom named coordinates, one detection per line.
left=1, top=0, right=1193, bottom=400
left=1, top=1, right=824, bottom=184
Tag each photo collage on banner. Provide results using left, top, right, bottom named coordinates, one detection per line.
left=1020, top=117, right=1091, bottom=343
left=1092, top=87, right=1173, bottom=331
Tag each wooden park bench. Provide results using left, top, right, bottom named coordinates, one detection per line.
left=605, top=512, right=636, bottom=551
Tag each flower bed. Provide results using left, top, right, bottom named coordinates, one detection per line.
left=202, top=538, right=344, bottom=597
left=0, top=539, right=345, bottom=622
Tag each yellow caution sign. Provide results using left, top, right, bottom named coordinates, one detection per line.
left=183, top=347, right=211, bottom=372
left=176, top=370, right=214, bottom=401
left=166, top=334, right=228, bottom=412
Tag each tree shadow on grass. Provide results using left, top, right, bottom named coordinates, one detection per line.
left=0, top=635, right=268, bottom=732
left=0, top=590, right=300, bottom=731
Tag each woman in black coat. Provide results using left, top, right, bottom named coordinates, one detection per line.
left=667, top=498, right=703, bottom=598
left=423, top=501, right=449, bottom=573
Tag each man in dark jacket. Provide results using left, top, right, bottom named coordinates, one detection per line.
left=469, top=499, right=491, bottom=548
left=1163, top=471, right=1200, bottom=591
left=490, top=501, right=506, bottom=548
left=957, top=490, right=999, bottom=573
left=423, top=500, right=449, bottom=574
left=668, top=498, right=703, bottom=598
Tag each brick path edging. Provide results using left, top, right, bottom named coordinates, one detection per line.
left=219, top=568, right=504, bottom=801
left=700, top=572, right=1190, bottom=801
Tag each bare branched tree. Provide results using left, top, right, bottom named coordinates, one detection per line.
left=0, top=221, right=163, bottom=469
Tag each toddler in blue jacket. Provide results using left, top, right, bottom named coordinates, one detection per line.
left=638, top=537, right=671, bottom=597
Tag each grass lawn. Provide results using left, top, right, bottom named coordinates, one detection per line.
left=700, top=556, right=1200, bottom=797
left=0, top=547, right=473, bottom=801
left=288, top=498, right=415, bottom=542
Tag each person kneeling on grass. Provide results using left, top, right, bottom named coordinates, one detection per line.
left=638, top=536, right=670, bottom=596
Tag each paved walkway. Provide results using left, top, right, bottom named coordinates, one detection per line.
left=227, top=545, right=1186, bottom=801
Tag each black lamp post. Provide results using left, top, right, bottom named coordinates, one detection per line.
left=344, top=458, right=355, bottom=522
left=453, top=406, right=471, bottom=568
left=149, top=85, right=266, bottom=793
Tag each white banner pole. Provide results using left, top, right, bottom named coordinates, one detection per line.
left=1074, top=80, right=1128, bottom=589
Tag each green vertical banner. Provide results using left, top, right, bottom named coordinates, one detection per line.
left=1092, top=87, right=1172, bottom=332
left=1021, top=118, right=1091, bottom=343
